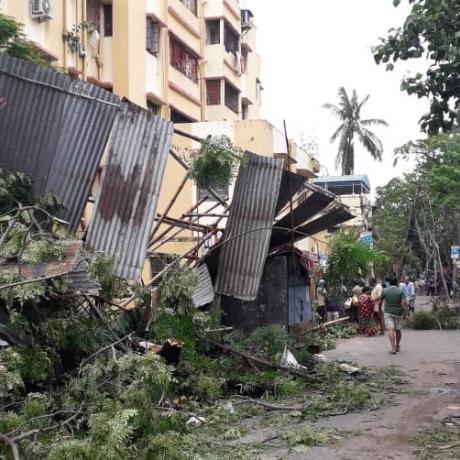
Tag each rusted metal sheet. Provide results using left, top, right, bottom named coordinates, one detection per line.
left=0, top=54, right=119, bottom=231
left=192, top=264, right=215, bottom=307
left=0, top=241, right=100, bottom=295
left=86, top=100, right=173, bottom=280
left=215, top=153, right=284, bottom=301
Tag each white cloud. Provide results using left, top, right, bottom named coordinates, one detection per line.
left=247, top=0, right=428, bottom=191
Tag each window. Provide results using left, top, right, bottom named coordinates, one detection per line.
left=242, top=102, right=248, bottom=120
left=225, top=82, right=239, bottom=113
left=206, top=79, right=221, bottom=105
left=206, top=20, right=220, bottom=45
left=170, top=36, right=199, bottom=83
left=224, top=22, right=239, bottom=55
left=147, top=101, right=160, bottom=116
left=146, top=18, right=160, bottom=56
left=179, top=0, right=197, bottom=15
left=171, top=109, right=193, bottom=124
left=103, top=4, right=113, bottom=37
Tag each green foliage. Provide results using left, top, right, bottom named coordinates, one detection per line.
left=374, top=0, right=460, bottom=133
left=16, top=347, right=55, bottom=387
left=411, top=425, right=460, bottom=459
left=229, top=324, right=288, bottom=362
left=374, top=134, right=460, bottom=274
left=324, top=231, right=377, bottom=293
left=88, top=408, right=137, bottom=460
left=287, top=425, right=341, bottom=451
left=323, top=87, right=387, bottom=175
left=187, top=135, right=246, bottom=189
left=63, top=22, right=94, bottom=54
left=143, top=432, right=188, bottom=460
left=88, top=252, right=126, bottom=300
left=0, top=168, right=33, bottom=213
left=0, top=225, right=27, bottom=259
left=48, top=440, right=93, bottom=460
left=0, top=348, right=24, bottom=398
left=330, top=381, right=372, bottom=410
left=21, top=240, right=66, bottom=265
left=157, top=264, right=197, bottom=315
left=0, top=13, right=52, bottom=67
left=194, top=373, right=222, bottom=401
left=409, top=307, right=459, bottom=330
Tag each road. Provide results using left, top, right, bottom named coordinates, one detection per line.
left=309, top=328, right=460, bottom=459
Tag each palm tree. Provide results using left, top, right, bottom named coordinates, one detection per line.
left=323, top=87, right=388, bottom=176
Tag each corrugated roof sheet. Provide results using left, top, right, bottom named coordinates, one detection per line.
left=0, top=54, right=119, bottom=231
left=86, top=100, right=173, bottom=280
left=270, top=204, right=354, bottom=247
left=275, top=170, right=306, bottom=214
left=275, top=183, right=336, bottom=230
left=192, top=264, right=215, bottom=307
left=215, top=153, right=284, bottom=301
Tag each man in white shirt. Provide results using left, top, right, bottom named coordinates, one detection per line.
left=404, top=275, right=416, bottom=315
left=370, top=278, right=384, bottom=335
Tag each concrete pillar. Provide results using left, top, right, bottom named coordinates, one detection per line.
left=112, top=0, right=146, bottom=107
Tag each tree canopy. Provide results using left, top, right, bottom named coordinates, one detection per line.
left=323, top=88, right=388, bottom=175
left=324, top=231, right=378, bottom=293
left=373, top=0, right=460, bottom=134
left=0, top=13, right=51, bottom=66
left=373, top=134, right=460, bottom=282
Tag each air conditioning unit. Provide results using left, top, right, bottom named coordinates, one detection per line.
left=30, top=0, right=52, bottom=21
left=241, top=9, right=254, bottom=30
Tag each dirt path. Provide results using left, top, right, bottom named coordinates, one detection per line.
left=305, top=329, right=460, bottom=459
left=230, top=330, right=460, bottom=460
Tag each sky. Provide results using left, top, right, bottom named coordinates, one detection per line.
left=241, top=0, right=429, bottom=192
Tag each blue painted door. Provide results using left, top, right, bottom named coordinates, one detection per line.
left=288, top=285, right=312, bottom=326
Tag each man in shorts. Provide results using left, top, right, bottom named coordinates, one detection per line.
left=381, top=277, right=408, bottom=354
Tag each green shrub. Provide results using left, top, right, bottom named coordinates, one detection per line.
left=187, top=135, right=246, bottom=189
left=409, top=311, right=437, bottom=330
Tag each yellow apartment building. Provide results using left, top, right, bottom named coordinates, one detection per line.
left=0, top=0, right=261, bottom=121
left=1, top=0, right=322, bottom=278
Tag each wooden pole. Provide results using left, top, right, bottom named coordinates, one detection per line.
left=149, top=196, right=209, bottom=247
left=155, top=214, right=209, bottom=232
left=149, top=172, right=189, bottom=241
left=150, top=201, right=222, bottom=253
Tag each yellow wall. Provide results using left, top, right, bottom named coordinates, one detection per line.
left=112, top=0, right=146, bottom=106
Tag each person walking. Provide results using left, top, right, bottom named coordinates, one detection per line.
left=349, top=280, right=362, bottom=323
left=316, top=280, right=327, bottom=322
left=357, top=286, right=378, bottom=336
left=404, top=275, right=416, bottom=316
left=370, top=278, right=384, bottom=335
left=381, top=277, right=408, bottom=354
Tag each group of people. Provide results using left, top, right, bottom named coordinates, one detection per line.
left=317, top=275, right=416, bottom=355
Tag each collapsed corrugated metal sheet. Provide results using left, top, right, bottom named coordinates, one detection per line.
left=270, top=203, right=354, bottom=248
left=215, top=153, right=284, bottom=301
left=192, top=264, right=215, bottom=307
left=0, top=241, right=100, bottom=295
left=275, top=170, right=306, bottom=214
left=0, top=54, right=119, bottom=231
left=275, top=182, right=336, bottom=230
left=86, top=100, right=173, bottom=279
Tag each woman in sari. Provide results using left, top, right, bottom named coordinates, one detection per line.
left=357, top=286, right=378, bottom=336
